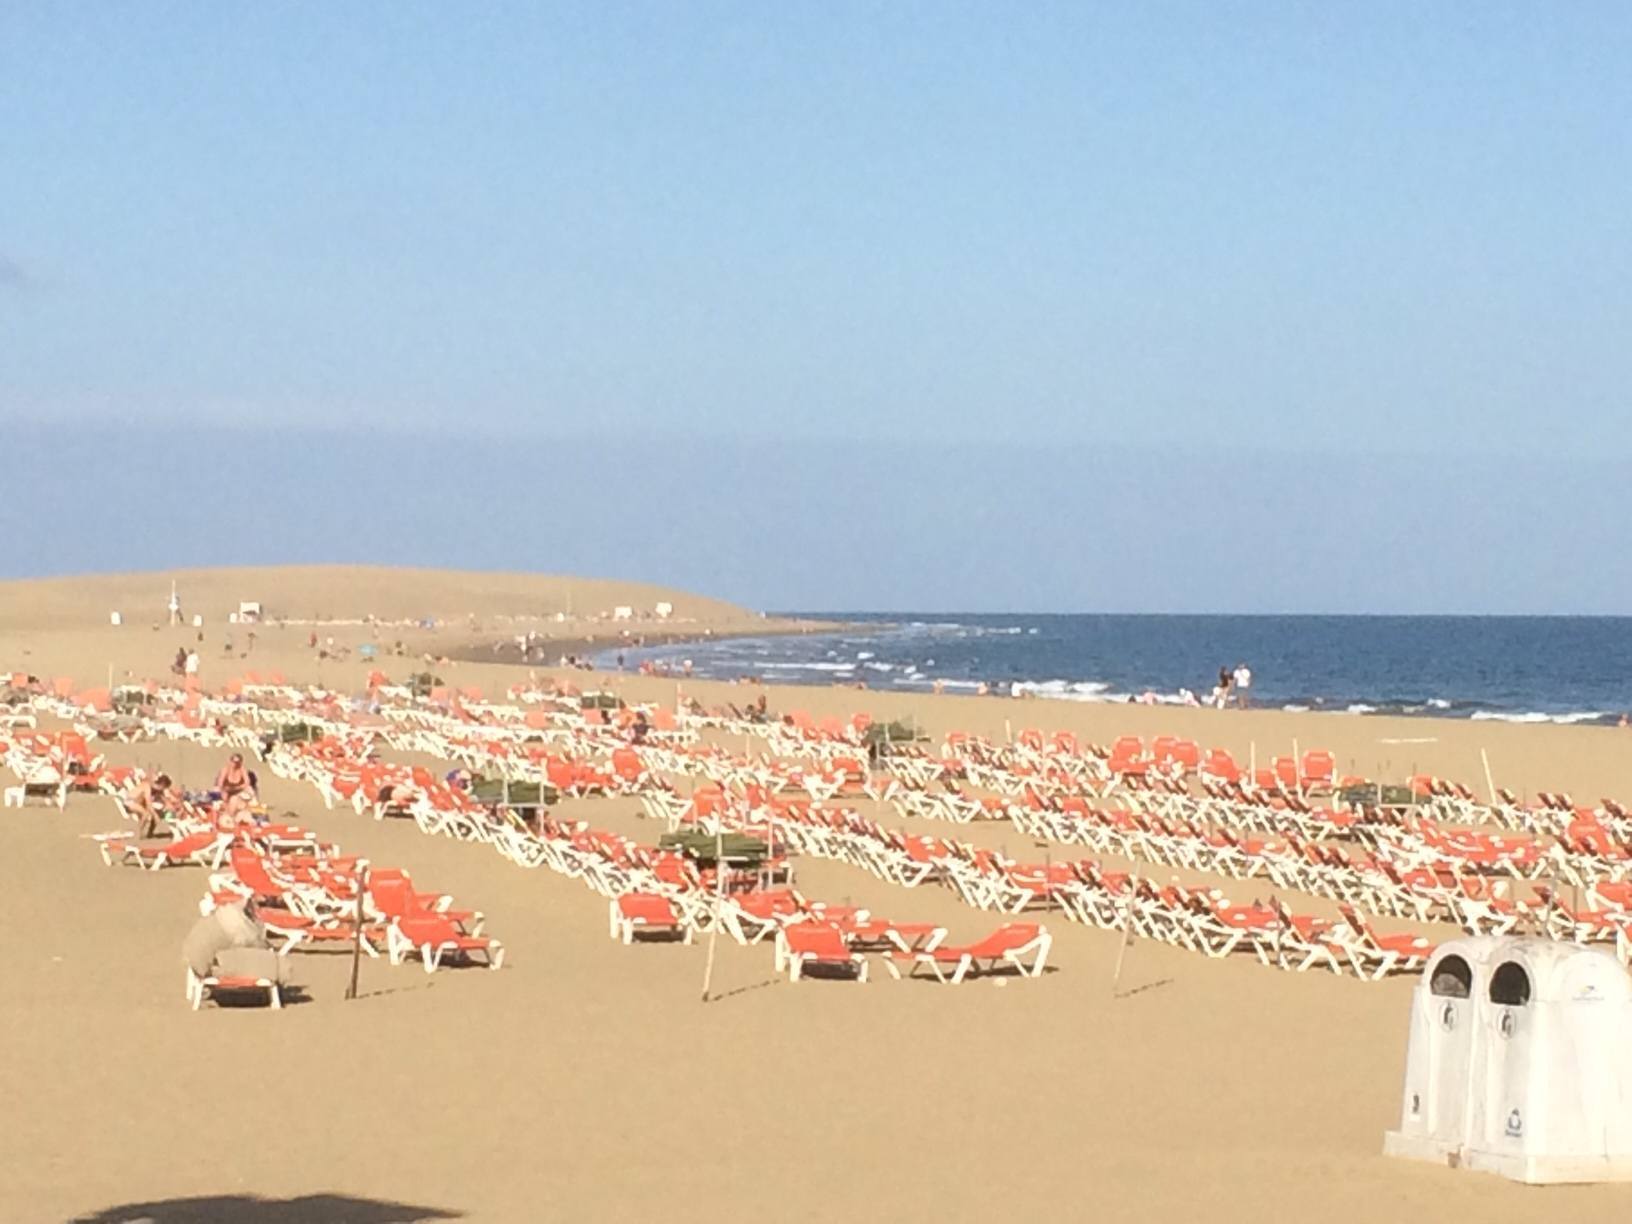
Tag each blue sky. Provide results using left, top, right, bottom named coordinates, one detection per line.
left=3, top=5, right=1629, bottom=609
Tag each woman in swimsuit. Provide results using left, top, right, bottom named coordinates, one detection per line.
left=214, top=754, right=255, bottom=801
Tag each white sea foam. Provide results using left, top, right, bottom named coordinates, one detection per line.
left=1345, top=703, right=1378, bottom=715
left=1471, top=709, right=1608, bottom=725
left=759, top=662, right=855, bottom=673
left=1013, top=679, right=1116, bottom=702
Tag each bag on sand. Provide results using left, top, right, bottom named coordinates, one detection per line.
left=181, top=904, right=275, bottom=978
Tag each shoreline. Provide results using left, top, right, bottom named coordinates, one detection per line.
left=442, top=616, right=868, bottom=671
left=603, top=620, right=1632, bottom=729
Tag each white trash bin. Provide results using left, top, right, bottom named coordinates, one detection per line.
left=1385, top=935, right=1632, bottom=1183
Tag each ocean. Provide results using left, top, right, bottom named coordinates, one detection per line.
left=596, top=614, right=1632, bottom=726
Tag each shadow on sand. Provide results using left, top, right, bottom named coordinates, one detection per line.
left=68, top=1193, right=462, bottom=1223
left=206, top=984, right=314, bottom=1009
left=706, top=976, right=780, bottom=1002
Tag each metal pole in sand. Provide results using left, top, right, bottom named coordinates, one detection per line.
left=1293, top=737, right=1302, bottom=800
left=347, top=859, right=370, bottom=1000
left=1110, top=891, right=1135, bottom=997
left=764, top=804, right=777, bottom=894
left=1481, top=748, right=1497, bottom=807
left=700, top=818, right=726, bottom=1002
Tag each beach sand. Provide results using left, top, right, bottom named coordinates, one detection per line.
left=5, top=568, right=1632, bottom=1222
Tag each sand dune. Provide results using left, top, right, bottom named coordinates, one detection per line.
left=0, top=565, right=755, bottom=632
left=6, top=568, right=1632, bottom=1222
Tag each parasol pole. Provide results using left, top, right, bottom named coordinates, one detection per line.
left=700, top=815, right=726, bottom=1002
left=347, top=859, right=370, bottom=1000
left=1111, top=888, right=1135, bottom=997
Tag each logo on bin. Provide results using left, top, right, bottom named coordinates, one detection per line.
left=1505, top=1109, right=1523, bottom=1138
left=1499, top=1011, right=1516, bottom=1038
left=1440, top=1003, right=1457, bottom=1031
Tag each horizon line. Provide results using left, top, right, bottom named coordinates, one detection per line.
left=779, top=610, right=1632, bottom=620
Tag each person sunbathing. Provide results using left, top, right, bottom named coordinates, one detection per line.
left=214, top=753, right=255, bottom=802
left=219, top=787, right=263, bottom=827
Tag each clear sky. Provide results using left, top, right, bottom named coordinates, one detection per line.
left=3, top=4, right=1629, bottom=610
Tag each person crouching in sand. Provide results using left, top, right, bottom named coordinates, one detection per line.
left=130, top=772, right=178, bottom=839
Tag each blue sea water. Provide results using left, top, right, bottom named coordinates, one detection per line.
left=599, top=614, right=1632, bottom=726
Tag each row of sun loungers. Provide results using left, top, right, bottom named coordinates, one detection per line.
left=20, top=670, right=1632, bottom=989
left=89, top=777, right=504, bottom=1007
left=8, top=682, right=1443, bottom=981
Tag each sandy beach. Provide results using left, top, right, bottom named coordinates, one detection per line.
left=14, top=1, right=1629, bottom=1217
left=5, top=568, right=1632, bottom=1223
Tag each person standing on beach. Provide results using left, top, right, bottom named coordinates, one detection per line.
left=1214, top=666, right=1231, bottom=709
left=1232, top=662, right=1252, bottom=708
